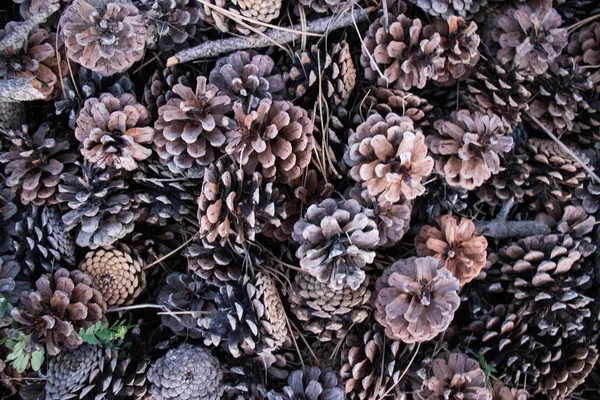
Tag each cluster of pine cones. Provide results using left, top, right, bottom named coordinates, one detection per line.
left=1, top=0, right=600, bottom=398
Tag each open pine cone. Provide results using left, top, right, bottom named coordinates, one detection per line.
left=360, top=86, right=433, bottom=128
left=143, top=65, right=193, bottom=119
left=567, top=21, right=600, bottom=68
left=198, top=0, right=281, bottom=34
left=61, top=0, right=147, bottom=76
left=281, top=367, right=345, bottom=400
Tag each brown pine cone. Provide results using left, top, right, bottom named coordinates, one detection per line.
left=185, top=239, right=239, bottom=284
left=360, top=86, right=433, bottom=128
left=567, top=21, right=600, bottom=67
left=361, top=13, right=444, bottom=90
left=79, top=243, right=146, bottom=307
left=198, top=0, right=281, bottom=34
left=75, top=93, right=154, bottom=171
left=414, top=352, right=492, bottom=400
left=224, top=99, right=314, bottom=184
left=288, top=273, right=371, bottom=342
left=147, top=344, right=224, bottom=400
left=209, top=51, right=286, bottom=110
left=408, top=0, right=488, bottom=19
left=61, top=0, right=147, bottom=76
left=492, top=2, right=568, bottom=77
left=11, top=268, right=106, bottom=355
left=143, top=65, right=193, bottom=119
left=292, top=198, right=379, bottom=290
left=344, top=112, right=434, bottom=205
left=476, top=153, right=531, bottom=208
left=428, top=110, right=513, bottom=190
left=154, top=76, right=231, bottom=174
left=374, top=256, right=460, bottom=343
left=297, top=0, right=347, bottom=13
left=415, top=214, right=488, bottom=285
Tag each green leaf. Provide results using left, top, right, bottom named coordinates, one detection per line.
left=0, top=294, right=12, bottom=319
left=30, top=348, right=44, bottom=371
left=79, top=319, right=130, bottom=346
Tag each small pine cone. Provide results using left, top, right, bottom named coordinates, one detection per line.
left=288, top=273, right=371, bottom=342
left=428, top=110, right=513, bottom=190
left=423, top=16, right=480, bottom=85
left=61, top=0, right=147, bottom=76
left=209, top=51, right=286, bottom=110
left=154, top=76, right=231, bottom=174
left=230, top=0, right=282, bottom=35
left=58, top=161, right=140, bottom=249
left=143, top=65, right=193, bottom=119
left=197, top=158, right=283, bottom=248
left=136, top=0, right=201, bottom=51
left=361, top=14, right=444, bottom=90
left=282, top=367, right=345, bottom=400
left=414, top=352, right=492, bottom=400
left=157, top=272, right=218, bottom=339
left=344, top=112, right=434, bottom=204
left=199, top=273, right=289, bottom=357
left=285, top=40, right=356, bottom=107
left=79, top=243, right=146, bottom=307
left=360, top=86, right=433, bottom=128
left=76, top=93, right=154, bottom=171
left=184, top=239, right=240, bottom=284
left=148, top=344, right=225, bottom=400
left=492, top=3, right=568, bottom=77
left=574, top=182, right=600, bottom=214
left=476, top=154, right=531, bottom=208
left=567, top=21, right=600, bottom=68
left=11, top=268, right=106, bottom=356
left=374, top=256, right=460, bottom=343
left=408, top=0, right=488, bottom=19
left=224, top=99, right=314, bottom=184
left=415, top=215, right=487, bottom=285
left=0, top=124, right=77, bottom=206
left=292, top=198, right=379, bottom=291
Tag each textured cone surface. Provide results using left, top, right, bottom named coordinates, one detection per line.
left=360, top=86, right=433, bottom=128
left=568, top=21, right=600, bottom=68
left=409, top=0, right=488, bottom=19
left=282, top=366, right=344, bottom=400
left=184, top=239, right=239, bottom=284
left=143, top=66, right=193, bottom=119
left=476, top=153, right=531, bottom=208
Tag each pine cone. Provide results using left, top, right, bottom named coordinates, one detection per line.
left=428, top=110, right=513, bottom=190
left=476, top=153, right=531, bottom=208
left=555, top=0, right=600, bottom=25
left=297, top=0, right=346, bottom=13
left=199, top=273, right=289, bottom=357
left=414, top=352, right=492, bottom=400
left=154, top=76, right=231, bottom=174
left=148, top=344, right=224, bottom=400
left=288, top=273, right=371, bottom=342
left=58, top=161, right=140, bottom=249
left=136, top=0, right=201, bottom=51
left=79, top=243, right=146, bottom=307
left=224, top=99, right=314, bottom=184
left=567, top=21, right=600, bottom=68
left=184, top=239, right=240, bottom=284
left=415, top=215, right=488, bottom=285
left=574, top=182, right=600, bottom=214
left=12, top=0, right=59, bottom=19
left=374, top=256, right=460, bottom=343
left=143, top=65, right=193, bottom=119
left=75, top=92, right=154, bottom=171
left=292, top=198, right=379, bottom=291
left=285, top=40, right=356, bottom=107
left=198, top=0, right=281, bottom=34
left=492, top=2, right=568, bottom=76
left=0, top=124, right=77, bottom=206
left=209, top=50, right=285, bottom=110
left=61, top=0, right=147, bottom=76
left=413, top=177, right=470, bottom=224
left=408, top=0, right=488, bottom=19
left=282, top=367, right=344, bottom=400
left=361, top=14, right=444, bottom=90
left=344, top=112, right=434, bottom=204
left=11, top=268, right=106, bottom=355
left=360, top=86, right=433, bottom=128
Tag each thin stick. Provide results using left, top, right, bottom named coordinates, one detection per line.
left=143, top=234, right=197, bottom=269
left=106, top=304, right=167, bottom=313
left=568, top=13, right=600, bottom=33
left=379, top=342, right=421, bottom=399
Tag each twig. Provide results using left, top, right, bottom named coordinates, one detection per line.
left=106, top=304, right=168, bottom=313
left=167, top=8, right=370, bottom=65
left=473, top=199, right=551, bottom=239
left=143, top=234, right=197, bottom=269
left=568, top=13, right=600, bottom=34
left=378, top=342, right=421, bottom=399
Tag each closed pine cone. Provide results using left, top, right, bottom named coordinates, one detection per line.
left=428, top=110, right=513, bottom=190
left=79, top=243, right=146, bottom=307
left=344, top=112, right=434, bottom=205
left=11, top=268, right=106, bottom=355
left=76, top=93, right=154, bottom=171
left=374, top=256, right=460, bottom=343
left=224, top=99, right=314, bottom=184
left=415, top=214, right=488, bottom=285
left=154, top=76, right=231, bottom=174
left=292, top=198, right=379, bottom=291
left=361, top=13, right=444, bottom=90
left=360, top=86, right=433, bottom=128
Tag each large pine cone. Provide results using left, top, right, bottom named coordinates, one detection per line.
left=492, top=2, right=568, bottom=77
left=209, top=51, right=285, bottom=110
left=361, top=14, right=444, bottom=90
left=409, top=0, right=487, bottom=19
left=11, top=268, right=106, bottom=355
left=79, top=243, right=146, bottom=307
left=374, top=256, right=460, bottom=343
left=281, top=367, right=345, bottom=400
left=58, top=161, right=139, bottom=249
left=414, top=352, right=492, bottom=400
left=224, top=99, right=314, bottom=184
left=148, top=344, right=225, bottom=400
left=288, top=273, right=371, bottom=342
left=360, top=86, right=433, bottom=128
left=154, top=76, right=231, bottom=174
left=428, top=110, right=513, bottom=190
left=415, top=214, right=488, bottom=285
left=292, top=198, right=379, bottom=291
left=0, top=124, right=77, bottom=206
left=344, top=112, right=434, bottom=205
left=75, top=93, right=154, bottom=171
left=61, top=0, right=147, bottom=76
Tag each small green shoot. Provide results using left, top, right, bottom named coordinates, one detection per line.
left=4, top=333, right=44, bottom=373
left=79, top=320, right=131, bottom=346
left=466, top=349, right=497, bottom=389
